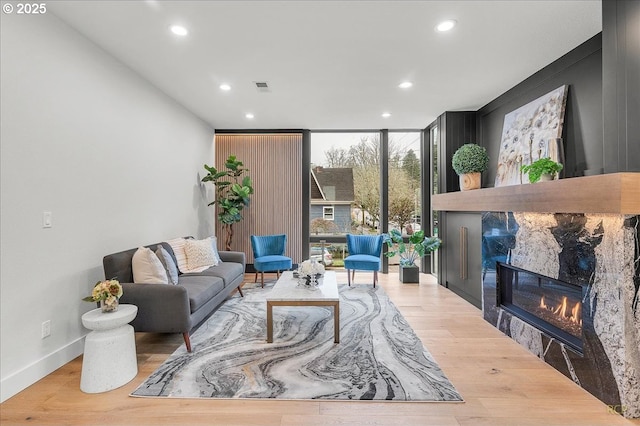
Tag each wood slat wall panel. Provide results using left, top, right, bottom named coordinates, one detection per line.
left=215, top=134, right=303, bottom=264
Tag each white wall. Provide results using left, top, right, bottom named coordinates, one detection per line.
left=0, top=13, right=216, bottom=401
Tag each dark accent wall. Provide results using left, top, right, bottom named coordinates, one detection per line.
left=477, top=34, right=603, bottom=185
left=440, top=112, right=477, bottom=192
left=603, top=0, right=640, bottom=172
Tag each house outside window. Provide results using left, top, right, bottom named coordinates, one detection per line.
left=323, top=206, right=335, bottom=221
left=309, top=165, right=355, bottom=235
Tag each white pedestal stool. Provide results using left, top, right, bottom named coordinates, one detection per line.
left=80, top=304, right=138, bottom=393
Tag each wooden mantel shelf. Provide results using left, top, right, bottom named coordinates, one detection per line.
left=432, top=173, right=640, bottom=214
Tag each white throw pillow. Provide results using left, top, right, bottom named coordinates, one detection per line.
left=132, top=246, right=168, bottom=284
left=166, top=237, right=189, bottom=273
left=184, top=237, right=219, bottom=272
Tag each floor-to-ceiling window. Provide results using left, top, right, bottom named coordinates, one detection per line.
left=310, top=130, right=425, bottom=273
left=310, top=132, right=380, bottom=268
left=386, top=131, right=422, bottom=270
left=429, top=124, right=439, bottom=276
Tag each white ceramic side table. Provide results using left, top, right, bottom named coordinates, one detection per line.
left=80, top=304, right=138, bottom=393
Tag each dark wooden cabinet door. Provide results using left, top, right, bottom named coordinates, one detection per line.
left=441, top=212, right=482, bottom=309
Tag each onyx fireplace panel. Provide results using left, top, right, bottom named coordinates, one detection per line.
left=496, top=262, right=584, bottom=353
left=481, top=212, right=640, bottom=418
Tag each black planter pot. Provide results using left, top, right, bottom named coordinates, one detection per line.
left=399, top=265, right=419, bottom=283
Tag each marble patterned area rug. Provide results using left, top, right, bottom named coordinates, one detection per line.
left=131, top=284, right=463, bottom=402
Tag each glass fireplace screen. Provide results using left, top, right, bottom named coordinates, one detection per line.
left=497, top=262, right=584, bottom=353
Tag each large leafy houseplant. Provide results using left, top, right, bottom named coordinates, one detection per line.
left=383, top=229, right=441, bottom=267
left=520, top=157, right=563, bottom=183
left=202, top=155, right=253, bottom=251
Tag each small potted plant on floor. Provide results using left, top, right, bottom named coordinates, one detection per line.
left=383, top=229, right=441, bottom=283
left=520, top=157, right=563, bottom=183
left=452, top=143, right=489, bottom=191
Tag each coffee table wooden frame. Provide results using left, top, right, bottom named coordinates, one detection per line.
left=266, top=271, right=340, bottom=343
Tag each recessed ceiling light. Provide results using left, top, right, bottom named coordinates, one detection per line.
left=435, top=19, right=457, bottom=32
left=219, top=84, right=231, bottom=91
left=170, top=25, right=188, bottom=36
left=382, top=112, right=392, bottom=118
left=398, top=81, right=413, bottom=89
left=245, top=113, right=255, bottom=119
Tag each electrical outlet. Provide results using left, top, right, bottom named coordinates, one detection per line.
left=41, top=320, right=51, bottom=338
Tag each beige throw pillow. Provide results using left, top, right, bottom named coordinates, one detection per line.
left=132, top=246, right=168, bottom=284
left=184, top=237, right=219, bottom=272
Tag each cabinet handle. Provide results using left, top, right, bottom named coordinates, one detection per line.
left=460, top=226, right=468, bottom=280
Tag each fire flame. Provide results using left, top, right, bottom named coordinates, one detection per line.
left=540, top=295, right=582, bottom=326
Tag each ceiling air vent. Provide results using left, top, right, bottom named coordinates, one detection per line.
left=254, top=81, right=270, bottom=92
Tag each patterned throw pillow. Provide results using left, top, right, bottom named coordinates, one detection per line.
left=155, top=246, right=179, bottom=285
left=184, top=237, right=219, bottom=272
left=166, top=237, right=190, bottom=273
left=132, top=246, right=168, bottom=284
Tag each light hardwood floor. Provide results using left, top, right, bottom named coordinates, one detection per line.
left=2, top=271, right=639, bottom=426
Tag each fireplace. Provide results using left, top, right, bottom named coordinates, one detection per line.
left=496, top=262, right=585, bottom=353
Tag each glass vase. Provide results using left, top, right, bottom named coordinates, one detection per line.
left=100, top=298, right=119, bottom=313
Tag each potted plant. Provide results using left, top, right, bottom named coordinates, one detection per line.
left=452, top=143, right=489, bottom=191
left=383, top=229, right=441, bottom=283
left=202, top=155, right=254, bottom=251
left=520, top=157, right=563, bottom=183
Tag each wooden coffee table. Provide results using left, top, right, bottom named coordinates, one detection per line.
left=266, top=270, right=340, bottom=343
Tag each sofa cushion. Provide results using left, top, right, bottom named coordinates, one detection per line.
left=132, top=247, right=168, bottom=284
left=184, top=237, right=219, bottom=271
left=156, top=246, right=179, bottom=285
left=178, top=275, right=225, bottom=313
left=181, top=261, right=244, bottom=287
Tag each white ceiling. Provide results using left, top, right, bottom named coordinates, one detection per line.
left=49, top=1, right=602, bottom=130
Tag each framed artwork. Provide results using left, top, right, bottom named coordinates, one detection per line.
left=495, top=85, right=568, bottom=187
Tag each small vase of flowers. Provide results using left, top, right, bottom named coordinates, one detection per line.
left=83, top=279, right=123, bottom=313
left=297, top=259, right=325, bottom=287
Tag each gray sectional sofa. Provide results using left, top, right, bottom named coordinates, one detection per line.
left=103, top=240, right=245, bottom=352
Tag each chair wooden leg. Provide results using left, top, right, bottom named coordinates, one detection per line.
left=347, top=269, right=351, bottom=286
left=373, top=271, right=378, bottom=288
left=237, top=284, right=244, bottom=297
left=261, top=272, right=264, bottom=288
left=183, top=332, right=192, bottom=353
left=254, top=272, right=258, bottom=283
left=276, top=270, right=280, bottom=278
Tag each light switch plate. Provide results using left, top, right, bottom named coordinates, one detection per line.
left=43, top=211, right=52, bottom=228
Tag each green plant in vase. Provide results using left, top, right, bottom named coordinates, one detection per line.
left=452, top=144, right=489, bottom=190
left=383, top=229, right=441, bottom=283
left=520, top=157, right=563, bottom=183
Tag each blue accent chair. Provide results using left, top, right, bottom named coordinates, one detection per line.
left=344, top=234, right=384, bottom=288
left=250, top=234, right=293, bottom=288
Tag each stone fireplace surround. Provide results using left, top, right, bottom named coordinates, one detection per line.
left=433, top=173, right=640, bottom=418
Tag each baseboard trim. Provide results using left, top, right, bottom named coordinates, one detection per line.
left=1, top=336, right=85, bottom=403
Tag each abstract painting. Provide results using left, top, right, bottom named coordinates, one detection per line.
left=495, top=85, right=568, bottom=187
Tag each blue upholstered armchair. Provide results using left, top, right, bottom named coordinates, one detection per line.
left=344, top=234, right=384, bottom=288
left=250, top=234, right=293, bottom=287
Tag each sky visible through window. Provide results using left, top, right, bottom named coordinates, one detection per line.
left=311, top=132, right=420, bottom=167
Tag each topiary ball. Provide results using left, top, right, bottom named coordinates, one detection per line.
left=452, top=144, right=489, bottom=175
